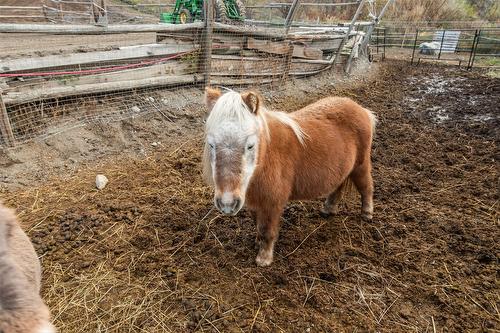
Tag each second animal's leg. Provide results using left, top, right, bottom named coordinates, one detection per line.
left=255, top=206, right=283, bottom=267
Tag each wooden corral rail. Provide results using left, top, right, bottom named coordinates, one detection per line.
left=0, top=44, right=196, bottom=73
left=0, top=22, right=357, bottom=103
left=0, top=22, right=361, bottom=145
left=0, top=2, right=95, bottom=23
left=0, top=6, right=46, bottom=22
left=0, top=22, right=204, bottom=34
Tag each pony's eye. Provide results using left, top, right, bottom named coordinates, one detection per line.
left=247, top=144, right=255, bottom=151
left=208, top=143, right=215, bottom=149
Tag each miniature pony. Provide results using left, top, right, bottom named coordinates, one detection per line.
left=0, top=203, right=56, bottom=333
left=203, top=88, right=376, bottom=266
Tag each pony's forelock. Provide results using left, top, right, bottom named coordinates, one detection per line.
left=205, top=90, right=306, bottom=144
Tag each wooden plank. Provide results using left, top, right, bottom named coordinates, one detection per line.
left=157, top=28, right=284, bottom=46
left=0, top=22, right=204, bottom=34
left=212, top=54, right=330, bottom=65
left=0, top=44, right=197, bottom=73
left=211, top=77, right=277, bottom=85
left=0, top=21, right=348, bottom=42
left=0, top=6, right=43, bottom=9
left=159, top=36, right=235, bottom=55
left=0, top=22, right=281, bottom=38
left=4, top=62, right=193, bottom=93
left=246, top=37, right=322, bottom=60
left=213, top=23, right=287, bottom=40
left=0, top=16, right=46, bottom=19
left=3, top=60, right=330, bottom=105
left=247, top=37, right=291, bottom=56
left=211, top=57, right=287, bottom=75
left=210, top=56, right=328, bottom=75
left=292, top=44, right=322, bottom=59
left=157, top=32, right=247, bottom=55
left=0, top=94, right=15, bottom=146
left=3, top=75, right=200, bottom=105
left=304, top=38, right=344, bottom=51
left=156, top=34, right=197, bottom=44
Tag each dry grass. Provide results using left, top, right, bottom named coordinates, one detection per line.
left=2, top=143, right=212, bottom=331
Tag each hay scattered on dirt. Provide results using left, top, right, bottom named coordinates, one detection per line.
left=1, top=61, right=499, bottom=332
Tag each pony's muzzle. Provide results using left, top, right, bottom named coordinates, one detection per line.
left=214, top=194, right=242, bottom=216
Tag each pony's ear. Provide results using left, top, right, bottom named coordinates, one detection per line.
left=205, top=87, right=222, bottom=113
left=241, top=91, right=261, bottom=114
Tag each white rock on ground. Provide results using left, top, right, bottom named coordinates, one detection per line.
left=95, top=175, right=109, bottom=190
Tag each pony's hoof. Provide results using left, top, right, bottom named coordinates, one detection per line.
left=319, top=209, right=331, bottom=218
left=361, top=213, right=373, bottom=222
left=255, top=251, right=273, bottom=267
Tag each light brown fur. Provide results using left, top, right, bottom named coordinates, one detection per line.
left=204, top=89, right=375, bottom=266
left=248, top=97, right=375, bottom=265
left=0, top=203, right=55, bottom=333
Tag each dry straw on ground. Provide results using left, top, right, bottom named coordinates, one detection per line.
left=1, top=61, right=498, bottom=332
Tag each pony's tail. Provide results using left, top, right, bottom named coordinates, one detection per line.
left=364, top=108, right=377, bottom=137
left=336, top=177, right=356, bottom=205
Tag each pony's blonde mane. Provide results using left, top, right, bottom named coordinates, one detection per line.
left=205, top=91, right=306, bottom=144
left=202, top=91, right=306, bottom=184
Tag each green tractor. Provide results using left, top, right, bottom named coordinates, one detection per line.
left=160, top=0, right=246, bottom=24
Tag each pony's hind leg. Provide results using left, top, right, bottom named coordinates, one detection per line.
left=320, top=178, right=352, bottom=217
left=351, top=162, right=374, bottom=221
left=320, top=189, right=341, bottom=217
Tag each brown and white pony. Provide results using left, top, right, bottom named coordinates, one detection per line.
left=0, top=203, right=56, bottom=333
left=203, top=88, right=376, bottom=266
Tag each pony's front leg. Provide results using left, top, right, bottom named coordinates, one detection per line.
left=255, top=206, right=283, bottom=267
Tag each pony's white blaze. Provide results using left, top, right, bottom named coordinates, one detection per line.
left=203, top=90, right=305, bottom=215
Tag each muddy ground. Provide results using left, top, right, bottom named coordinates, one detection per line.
left=1, top=61, right=498, bottom=332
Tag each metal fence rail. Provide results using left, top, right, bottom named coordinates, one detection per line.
left=369, top=26, right=500, bottom=69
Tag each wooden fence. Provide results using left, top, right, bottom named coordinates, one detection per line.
left=0, top=4, right=370, bottom=146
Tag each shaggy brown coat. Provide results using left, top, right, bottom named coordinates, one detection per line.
left=0, top=203, right=55, bottom=333
left=205, top=89, right=375, bottom=266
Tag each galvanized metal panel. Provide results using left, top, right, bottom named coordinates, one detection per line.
left=433, top=30, right=461, bottom=53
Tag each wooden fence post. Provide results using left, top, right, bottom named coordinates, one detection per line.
left=201, top=0, right=214, bottom=87
left=0, top=93, right=15, bottom=147
left=42, top=5, right=48, bottom=22
left=283, top=0, right=301, bottom=35
left=281, top=0, right=301, bottom=82
left=58, top=1, right=63, bottom=22
left=332, top=0, right=365, bottom=69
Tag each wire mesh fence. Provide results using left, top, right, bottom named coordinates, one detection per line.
left=0, top=0, right=377, bottom=147
left=369, top=24, right=500, bottom=68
